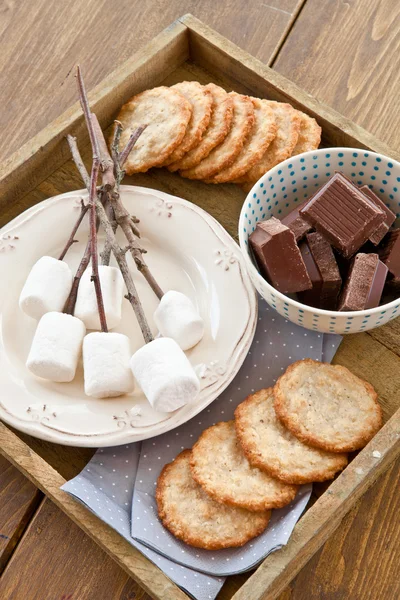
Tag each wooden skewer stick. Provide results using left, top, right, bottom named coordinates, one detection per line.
left=67, top=79, right=153, bottom=343
left=76, top=65, right=108, bottom=333
left=92, top=115, right=164, bottom=300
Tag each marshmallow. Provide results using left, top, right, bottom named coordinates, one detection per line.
left=74, top=265, right=124, bottom=330
left=19, top=256, right=73, bottom=320
left=153, top=290, right=204, bottom=351
left=83, top=332, right=134, bottom=398
left=130, top=337, right=200, bottom=412
left=27, top=312, right=86, bottom=382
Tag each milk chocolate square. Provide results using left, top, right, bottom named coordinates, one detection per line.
left=281, top=199, right=313, bottom=241
left=298, top=232, right=342, bottom=310
left=360, top=185, right=396, bottom=245
left=249, top=217, right=312, bottom=294
left=338, top=253, right=388, bottom=311
left=300, top=173, right=385, bottom=258
left=378, top=228, right=400, bottom=277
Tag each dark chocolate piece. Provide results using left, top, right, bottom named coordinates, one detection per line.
left=281, top=199, right=313, bottom=241
left=385, top=276, right=400, bottom=295
left=338, top=253, right=388, bottom=311
left=360, top=185, right=396, bottom=245
left=298, top=233, right=342, bottom=310
left=378, top=228, right=400, bottom=277
left=300, top=173, right=385, bottom=258
left=249, top=217, right=312, bottom=294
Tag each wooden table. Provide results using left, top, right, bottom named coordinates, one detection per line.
left=1, top=1, right=399, bottom=598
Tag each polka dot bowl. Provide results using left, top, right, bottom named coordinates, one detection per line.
left=238, top=147, right=400, bottom=334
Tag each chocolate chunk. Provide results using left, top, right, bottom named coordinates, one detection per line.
left=378, top=228, right=400, bottom=277
left=298, top=233, right=342, bottom=310
left=281, top=199, right=313, bottom=241
left=300, top=173, right=385, bottom=258
left=360, top=186, right=396, bottom=245
left=382, top=276, right=400, bottom=304
left=249, top=217, right=312, bottom=293
left=338, top=253, right=388, bottom=311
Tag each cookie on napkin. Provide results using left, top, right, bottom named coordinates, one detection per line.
left=156, top=450, right=270, bottom=550
left=115, top=86, right=192, bottom=174
left=235, top=388, right=348, bottom=484
left=274, top=359, right=382, bottom=453
left=190, top=421, right=298, bottom=511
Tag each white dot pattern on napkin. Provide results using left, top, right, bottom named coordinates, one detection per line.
left=62, top=297, right=341, bottom=597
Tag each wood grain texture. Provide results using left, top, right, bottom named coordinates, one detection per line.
left=0, top=455, right=42, bottom=573
left=277, top=456, right=400, bottom=600
left=0, top=10, right=400, bottom=600
left=274, top=0, right=400, bottom=149
left=0, top=0, right=300, bottom=163
left=0, top=498, right=152, bottom=600
left=0, top=423, right=187, bottom=600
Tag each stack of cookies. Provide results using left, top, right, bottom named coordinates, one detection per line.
left=114, top=82, right=321, bottom=188
left=156, top=359, right=382, bottom=550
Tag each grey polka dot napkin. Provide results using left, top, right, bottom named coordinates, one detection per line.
left=63, top=298, right=341, bottom=599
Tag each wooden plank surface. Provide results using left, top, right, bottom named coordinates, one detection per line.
left=0, top=0, right=301, bottom=162
left=0, top=455, right=42, bottom=573
left=1, top=3, right=400, bottom=600
left=0, top=498, right=152, bottom=600
left=278, top=456, right=400, bottom=600
left=274, top=0, right=400, bottom=149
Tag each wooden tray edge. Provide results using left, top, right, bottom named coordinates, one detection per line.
left=0, top=422, right=188, bottom=600
left=231, top=409, right=400, bottom=600
left=179, top=14, right=400, bottom=163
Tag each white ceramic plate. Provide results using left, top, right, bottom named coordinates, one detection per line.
left=0, top=186, right=257, bottom=447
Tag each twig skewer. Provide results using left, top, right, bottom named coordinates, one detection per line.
left=95, top=198, right=153, bottom=343
left=92, top=115, right=164, bottom=300
left=58, top=199, right=89, bottom=261
left=76, top=66, right=108, bottom=333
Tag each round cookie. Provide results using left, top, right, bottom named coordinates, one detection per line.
left=274, top=359, right=382, bottom=453
left=180, top=92, right=255, bottom=181
left=237, top=101, right=300, bottom=184
left=190, top=421, right=298, bottom=511
left=235, top=388, right=348, bottom=484
left=169, top=83, right=234, bottom=172
left=207, top=98, right=277, bottom=183
left=156, top=449, right=270, bottom=550
left=291, top=111, right=322, bottom=156
left=162, top=81, right=213, bottom=166
left=115, top=86, right=192, bottom=174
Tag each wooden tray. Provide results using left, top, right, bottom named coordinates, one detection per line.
left=1, top=14, right=399, bottom=600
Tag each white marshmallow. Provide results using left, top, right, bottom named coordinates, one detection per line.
left=74, top=265, right=124, bottom=330
left=153, top=290, right=204, bottom=351
left=130, top=337, right=200, bottom=412
left=26, top=312, right=86, bottom=382
left=19, top=256, right=73, bottom=320
left=83, top=332, right=134, bottom=398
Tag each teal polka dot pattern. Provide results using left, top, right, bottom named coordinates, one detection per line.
left=239, top=148, right=400, bottom=335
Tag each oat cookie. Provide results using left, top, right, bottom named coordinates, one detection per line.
left=156, top=450, right=270, bottom=549
left=274, top=359, right=382, bottom=453
left=235, top=388, right=348, bottom=484
left=291, top=111, right=322, bottom=156
left=207, top=98, right=277, bottom=183
left=237, top=101, right=300, bottom=183
left=162, top=81, right=213, bottom=166
left=180, top=92, right=255, bottom=181
left=115, top=86, right=192, bottom=174
left=190, top=421, right=297, bottom=510
left=168, top=83, right=234, bottom=172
